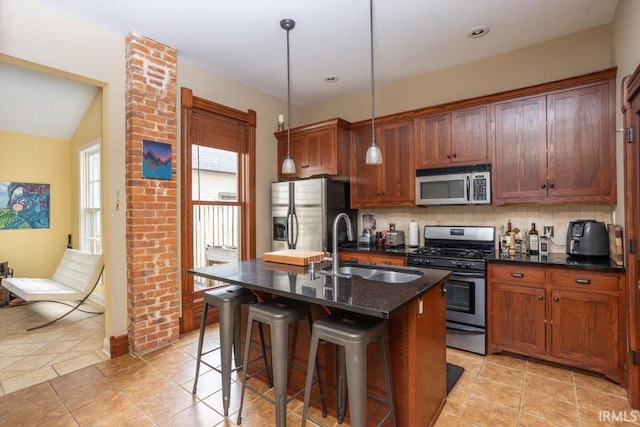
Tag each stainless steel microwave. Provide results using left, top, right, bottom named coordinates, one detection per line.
left=415, top=164, right=491, bottom=206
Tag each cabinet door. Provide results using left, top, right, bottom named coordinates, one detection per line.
left=451, top=106, right=488, bottom=164
left=304, top=127, right=336, bottom=175
left=379, top=120, right=415, bottom=204
left=491, top=282, right=546, bottom=355
left=547, top=83, right=615, bottom=202
left=493, top=96, right=548, bottom=204
left=350, top=127, right=382, bottom=207
left=277, top=134, right=305, bottom=179
left=416, top=114, right=451, bottom=168
left=551, top=289, right=619, bottom=371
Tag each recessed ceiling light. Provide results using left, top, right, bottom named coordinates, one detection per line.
left=466, top=26, right=490, bottom=38
left=323, top=76, right=339, bottom=83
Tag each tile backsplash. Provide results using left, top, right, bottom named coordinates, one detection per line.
left=356, top=205, right=615, bottom=253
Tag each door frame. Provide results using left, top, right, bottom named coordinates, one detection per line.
left=622, top=64, right=640, bottom=409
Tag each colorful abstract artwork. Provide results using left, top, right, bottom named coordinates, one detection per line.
left=0, top=182, right=51, bottom=230
left=142, top=140, right=172, bottom=179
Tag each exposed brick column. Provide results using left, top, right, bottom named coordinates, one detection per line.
left=125, top=33, right=179, bottom=354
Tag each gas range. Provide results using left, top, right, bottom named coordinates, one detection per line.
left=406, top=225, right=496, bottom=272
left=406, top=225, right=495, bottom=355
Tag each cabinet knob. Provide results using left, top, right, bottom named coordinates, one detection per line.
left=553, top=297, right=560, bottom=302
left=549, top=183, right=555, bottom=189
left=446, top=154, right=451, bottom=159
left=452, top=153, right=457, bottom=158
left=537, top=295, right=544, bottom=301
left=541, top=183, right=547, bottom=189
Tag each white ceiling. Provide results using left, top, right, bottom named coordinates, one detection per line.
left=0, top=0, right=619, bottom=139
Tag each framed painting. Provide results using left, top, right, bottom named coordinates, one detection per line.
left=0, top=181, right=50, bottom=229
left=142, top=139, right=172, bottom=179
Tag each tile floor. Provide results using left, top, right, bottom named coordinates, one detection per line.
left=0, top=300, right=108, bottom=396
left=1, top=304, right=638, bottom=426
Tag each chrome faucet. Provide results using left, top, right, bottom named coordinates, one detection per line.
left=324, top=213, right=354, bottom=276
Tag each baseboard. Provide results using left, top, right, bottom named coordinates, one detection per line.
left=109, top=334, right=129, bottom=358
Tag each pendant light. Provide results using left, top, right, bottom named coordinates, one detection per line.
left=281, top=18, right=296, bottom=174
left=365, top=0, right=382, bottom=165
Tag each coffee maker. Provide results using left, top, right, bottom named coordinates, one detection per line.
left=358, top=214, right=376, bottom=247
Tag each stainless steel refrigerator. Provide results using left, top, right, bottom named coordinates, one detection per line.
left=271, top=178, right=356, bottom=252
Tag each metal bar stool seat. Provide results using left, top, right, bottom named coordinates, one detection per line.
left=237, top=297, right=326, bottom=426
left=301, top=312, right=397, bottom=427
left=192, top=285, right=271, bottom=417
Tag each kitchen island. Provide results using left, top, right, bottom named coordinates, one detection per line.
left=190, top=259, right=451, bottom=426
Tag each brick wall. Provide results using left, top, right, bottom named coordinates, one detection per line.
left=125, top=33, right=179, bottom=354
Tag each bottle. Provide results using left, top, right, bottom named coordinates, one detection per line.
left=507, top=220, right=516, bottom=256
left=529, top=223, right=539, bottom=255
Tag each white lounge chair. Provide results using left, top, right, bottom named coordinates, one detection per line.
left=2, top=248, right=104, bottom=330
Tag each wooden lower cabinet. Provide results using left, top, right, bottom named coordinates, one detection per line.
left=338, top=251, right=406, bottom=266
left=245, top=281, right=447, bottom=426
left=488, top=263, right=625, bottom=383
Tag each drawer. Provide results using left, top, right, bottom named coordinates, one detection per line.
left=369, top=254, right=405, bottom=266
left=550, top=270, right=620, bottom=293
left=490, top=265, right=546, bottom=285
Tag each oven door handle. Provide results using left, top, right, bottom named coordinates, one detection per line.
left=446, top=322, right=485, bottom=333
left=450, top=271, right=485, bottom=278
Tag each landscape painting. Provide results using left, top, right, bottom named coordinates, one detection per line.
left=0, top=181, right=51, bottom=230
left=142, top=139, right=172, bottom=179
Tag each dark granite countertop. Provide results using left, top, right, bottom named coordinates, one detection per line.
left=189, top=259, right=451, bottom=319
left=489, top=252, right=625, bottom=272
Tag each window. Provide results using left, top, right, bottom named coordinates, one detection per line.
left=180, top=87, right=256, bottom=332
left=79, top=140, right=102, bottom=254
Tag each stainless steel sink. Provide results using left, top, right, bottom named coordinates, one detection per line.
left=321, top=265, right=423, bottom=284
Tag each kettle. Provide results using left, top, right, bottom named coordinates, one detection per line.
left=566, top=220, right=609, bottom=257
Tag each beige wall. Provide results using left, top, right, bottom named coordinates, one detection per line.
left=303, top=25, right=613, bottom=124
left=0, top=131, right=71, bottom=275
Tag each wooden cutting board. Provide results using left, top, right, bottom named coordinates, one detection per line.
left=262, top=250, right=324, bottom=266
left=607, top=224, right=624, bottom=266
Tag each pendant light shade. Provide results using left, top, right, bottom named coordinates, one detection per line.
left=365, top=0, right=382, bottom=165
left=281, top=18, right=296, bottom=174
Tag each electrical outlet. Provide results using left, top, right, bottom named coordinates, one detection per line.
left=543, top=225, right=554, bottom=238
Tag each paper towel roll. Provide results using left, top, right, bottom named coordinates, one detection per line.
left=409, top=220, right=419, bottom=247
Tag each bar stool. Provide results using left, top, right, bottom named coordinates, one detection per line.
left=236, top=297, right=326, bottom=426
left=192, top=285, right=271, bottom=417
left=301, top=312, right=396, bottom=427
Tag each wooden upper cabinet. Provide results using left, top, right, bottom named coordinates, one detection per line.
left=547, top=83, right=615, bottom=203
left=416, top=106, right=488, bottom=168
left=350, top=120, right=415, bottom=208
left=493, top=80, right=615, bottom=205
left=493, top=96, right=548, bottom=204
left=276, top=118, right=351, bottom=181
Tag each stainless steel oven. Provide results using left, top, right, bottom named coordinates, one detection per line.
left=445, top=271, right=486, bottom=355
left=406, top=225, right=494, bottom=355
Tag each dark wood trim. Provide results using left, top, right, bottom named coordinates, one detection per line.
left=179, top=87, right=257, bottom=333
left=274, top=117, right=351, bottom=137
left=349, top=67, right=618, bottom=130
left=623, top=63, right=640, bottom=409
left=109, top=334, right=129, bottom=358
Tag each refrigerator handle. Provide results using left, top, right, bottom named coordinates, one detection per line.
left=291, top=213, right=299, bottom=248
left=287, top=213, right=294, bottom=249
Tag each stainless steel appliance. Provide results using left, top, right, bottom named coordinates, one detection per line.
left=385, top=230, right=405, bottom=248
left=406, top=225, right=495, bottom=355
left=271, top=178, right=356, bottom=252
left=415, top=164, right=491, bottom=206
left=566, top=219, right=609, bottom=257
